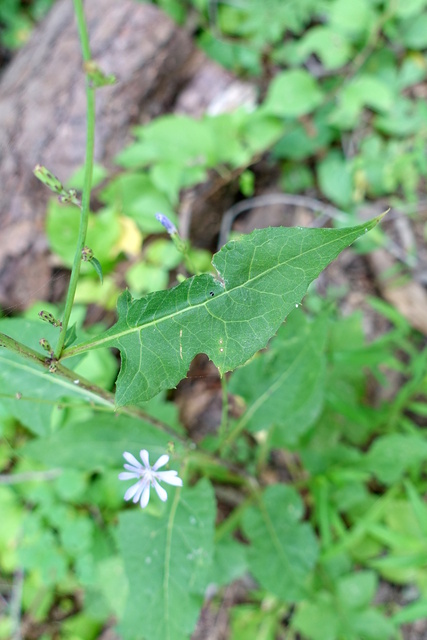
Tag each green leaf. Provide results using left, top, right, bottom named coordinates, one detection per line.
left=242, top=485, right=318, bottom=600
left=330, top=75, right=394, bottom=129
left=317, top=151, right=353, bottom=208
left=297, top=26, right=352, bottom=69
left=89, top=256, right=104, bottom=284
left=329, top=0, right=374, bottom=36
left=0, top=319, right=110, bottom=436
left=117, top=479, right=215, bottom=640
left=292, top=593, right=339, bottom=640
left=209, top=537, right=248, bottom=587
left=362, top=434, right=427, bottom=484
left=47, top=202, right=121, bottom=272
left=99, top=173, right=176, bottom=233
left=65, top=219, right=382, bottom=406
left=22, top=413, right=173, bottom=470
left=399, top=14, right=427, bottom=49
left=229, top=313, right=327, bottom=446
left=263, top=69, right=323, bottom=117
left=335, top=571, right=377, bottom=610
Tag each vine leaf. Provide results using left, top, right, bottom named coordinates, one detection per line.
left=64, top=218, right=382, bottom=406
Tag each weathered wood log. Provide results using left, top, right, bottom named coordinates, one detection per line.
left=0, top=0, right=252, bottom=310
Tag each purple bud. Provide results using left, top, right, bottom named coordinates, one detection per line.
left=155, top=213, right=177, bottom=236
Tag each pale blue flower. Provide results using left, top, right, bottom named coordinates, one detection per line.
left=119, top=450, right=182, bottom=509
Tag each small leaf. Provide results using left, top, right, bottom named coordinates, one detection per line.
left=89, top=256, right=103, bottom=284
left=317, top=151, right=353, bottom=208
left=263, top=69, right=323, bottom=117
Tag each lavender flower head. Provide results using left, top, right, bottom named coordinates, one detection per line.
left=119, top=449, right=183, bottom=509
left=155, top=213, right=178, bottom=236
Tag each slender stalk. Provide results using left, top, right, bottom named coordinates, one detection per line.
left=10, top=569, right=24, bottom=640
left=218, top=374, right=229, bottom=447
left=0, top=333, right=46, bottom=366
left=55, top=0, right=95, bottom=358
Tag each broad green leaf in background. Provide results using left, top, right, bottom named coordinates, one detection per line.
left=361, top=434, right=427, bottom=484
left=329, top=75, right=394, bottom=129
left=99, top=173, right=176, bottom=233
left=293, top=571, right=396, bottom=640
left=47, top=202, right=121, bottom=273
left=230, top=603, right=278, bottom=640
left=22, top=413, right=176, bottom=470
left=262, top=69, right=323, bottom=118
left=297, top=26, right=352, bottom=69
left=229, top=312, right=327, bottom=447
left=208, top=536, right=248, bottom=588
left=317, top=151, right=353, bottom=208
left=117, top=479, right=215, bottom=640
left=329, top=0, right=374, bottom=36
left=63, top=218, right=381, bottom=406
left=242, top=485, right=318, bottom=601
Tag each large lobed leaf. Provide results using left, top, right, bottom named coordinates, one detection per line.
left=65, top=218, right=382, bottom=406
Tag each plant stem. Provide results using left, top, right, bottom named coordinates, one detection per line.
left=0, top=333, right=46, bottom=366
left=55, top=0, right=95, bottom=358
left=218, top=373, right=229, bottom=445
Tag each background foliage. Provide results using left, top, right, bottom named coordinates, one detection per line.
left=1, top=1, right=427, bottom=639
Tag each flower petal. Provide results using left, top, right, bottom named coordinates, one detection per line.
left=119, top=471, right=139, bottom=481
left=124, top=481, right=143, bottom=502
left=123, top=451, right=141, bottom=467
left=152, top=454, right=169, bottom=471
left=156, top=470, right=183, bottom=486
left=139, top=449, right=150, bottom=469
left=140, top=483, right=151, bottom=508
left=123, top=463, right=142, bottom=473
left=153, top=479, right=168, bottom=502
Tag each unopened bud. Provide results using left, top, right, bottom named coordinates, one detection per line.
left=38, top=310, right=62, bottom=328
left=155, top=213, right=178, bottom=236
left=155, top=213, right=187, bottom=253
left=81, top=246, right=94, bottom=262
left=39, top=338, right=53, bottom=353
left=34, top=165, right=64, bottom=195
left=58, top=188, right=81, bottom=207
left=48, top=361, right=58, bottom=373
left=83, top=60, right=116, bottom=88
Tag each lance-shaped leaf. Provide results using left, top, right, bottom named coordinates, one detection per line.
left=63, top=218, right=382, bottom=406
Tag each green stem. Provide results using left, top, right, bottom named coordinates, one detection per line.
left=218, top=374, right=229, bottom=446
left=55, top=0, right=95, bottom=358
left=0, top=333, right=46, bottom=367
